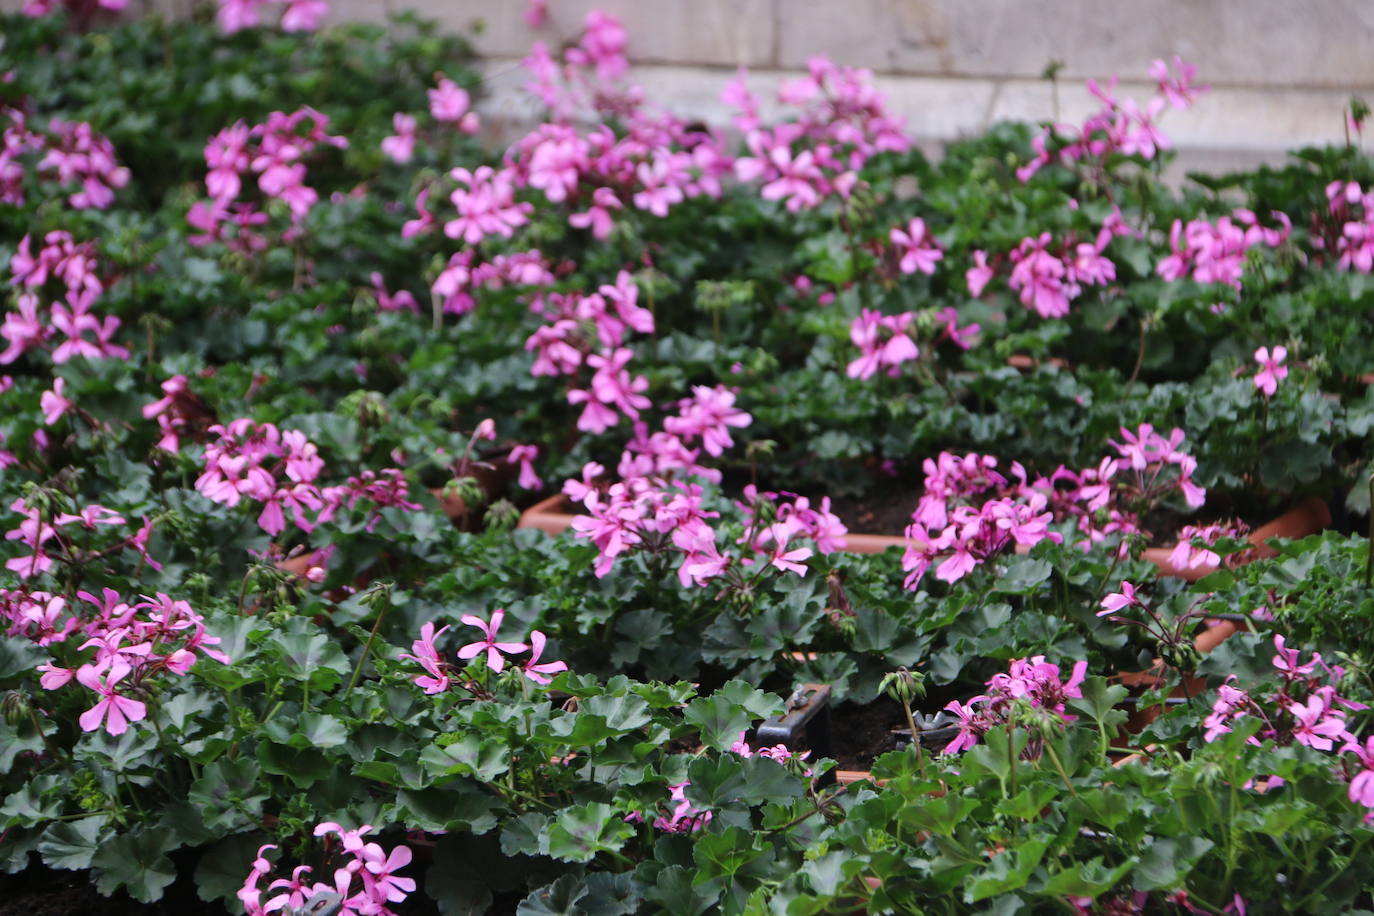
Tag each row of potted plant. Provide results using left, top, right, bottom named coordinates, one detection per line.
left=0, top=2, right=1372, bottom=913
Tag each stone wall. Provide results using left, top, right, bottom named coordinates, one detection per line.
left=327, top=0, right=1374, bottom=172
left=13, top=0, right=1374, bottom=170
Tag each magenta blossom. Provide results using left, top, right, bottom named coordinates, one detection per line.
left=521, top=630, right=568, bottom=685
left=75, top=658, right=147, bottom=736
left=1252, top=345, right=1288, bottom=396
left=1098, top=581, right=1142, bottom=616
left=456, top=609, right=527, bottom=673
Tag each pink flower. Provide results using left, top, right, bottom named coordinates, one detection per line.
left=40, top=377, right=73, bottom=425
left=507, top=444, right=542, bottom=490
left=1287, top=693, right=1349, bottom=752
left=1098, top=581, right=1142, bottom=616
left=360, top=842, right=415, bottom=903
left=428, top=78, right=480, bottom=133
left=765, top=524, right=812, bottom=575
left=380, top=113, right=417, bottom=164
left=889, top=218, right=943, bottom=275
left=846, top=309, right=918, bottom=380
left=401, top=622, right=450, bottom=694
left=456, top=609, right=527, bottom=673
left=75, top=658, right=147, bottom=736
left=280, top=0, right=329, bottom=32
left=966, top=249, right=994, bottom=297
left=521, top=631, right=568, bottom=685
left=1252, top=345, right=1288, bottom=397
left=1344, top=735, right=1374, bottom=809
left=523, top=0, right=548, bottom=28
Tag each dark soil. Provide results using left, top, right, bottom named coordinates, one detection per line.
left=0, top=860, right=230, bottom=916
left=824, top=492, right=916, bottom=537
left=825, top=697, right=908, bottom=770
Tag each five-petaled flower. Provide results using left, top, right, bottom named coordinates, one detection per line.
left=456, top=608, right=528, bottom=672
left=1252, top=345, right=1288, bottom=397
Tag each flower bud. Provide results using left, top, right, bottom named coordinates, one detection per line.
left=880, top=667, right=926, bottom=706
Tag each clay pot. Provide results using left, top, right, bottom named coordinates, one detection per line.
left=517, top=493, right=579, bottom=535
left=1141, top=496, right=1331, bottom=582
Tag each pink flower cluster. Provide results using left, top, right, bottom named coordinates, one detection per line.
left=901, top=453, right=1061, bottom=589
left=847, top=305, right=978, bottom=381
left=1025, top=424, right=1207, bottom=551
left=6, top=231, right=127, bottom=365
left=728, top=56, right=909, bottom=212
left=4, top=498, right=158, bottom=580
left=216, top=0, right=329, bottom=34
left=1202, top=636, right=1363, bottom=749
left=190, top=108, right=347, bottom=252
left=1, top=106, right=129, bottom=210
left=1165, top=520, right=1250, bottom=572
left=524, top=272, right=658, bottom=434
left=1006, top=230, right=1117, bottom=319
left=847, top=309, right=917, bottom=380
left=402, top=609, right=567, bottom=692
left=239, top=824, right=413, bottom=916
left=564, top=395, right=844, bottom=586
left=195, top=419, right=420, bottom=537
left=1196, top=635, right=1374, bottom=817
left=903, top=428, right=1207, bottom=587
left=1322, top=180, right=1374, bottom=272
left=729, top=730, right=812, bottom=771
left=7, top=588, right=228, bottom=736
left=432, top=248, right=554, bottom=317
left=1156, top=209, right=1291, bottom=290
left=522, top=11, right=635, bottom=120
left=380, top=78, right=481, bottom=164
left=142, top=374, right=208, bottom=452
left=1017, top=57, right=1205, bottom=183
left=942, top=656, right=1089, bottom=754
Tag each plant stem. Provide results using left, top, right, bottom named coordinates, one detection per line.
left=348, top=586, right=393, bottom=691
left=900, top=699, right=925, bottom=779
left=1042, top=738, right=1079, bottom=799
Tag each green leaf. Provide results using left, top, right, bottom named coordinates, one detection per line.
left=194, top=833, right=270, bottom=906
left=257, top=742, right=333, bottom=788
left=519, top=874, right=589, bottom=916
left=1041, top=857, right=1133, bottom=896
left=1134, top=836, right=1214, bottom=891
left=964, top=837, right=1048, bottom=901
left=91, top=830, right=177, bottom=903
left=801, top=850, right=848, bottom=896
left=275, top=624, right=350, bottom=687
left=38, top=817, right=108, bottom=870
left=420, top=734, right=509, bottom=781
left=683, top=696, right=753, bottom=752
left=713, top=681, right=784, bottom=720
left=546, top=802, right=634, bottom=864
left=0, top=639, right=44, bottom=680
left=188, top=757, right=266, bottom=831
left=994, top=557, right=1053, bottom=594
left=501, top=812, right=551, bottom=857
left=692, top=826, right=775, bottom=884
left=641, top=864, right=714, bottom=916
left=685, top=755, right=802, bottom=808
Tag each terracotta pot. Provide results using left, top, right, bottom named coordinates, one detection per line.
left=1141, top=496, right=1331, bottom=582
left=1116, top=617, right=1251, bottom=736
left=517, top=493, right=579, bottom=535
left=1006, top=354, right=1070, bottom=372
